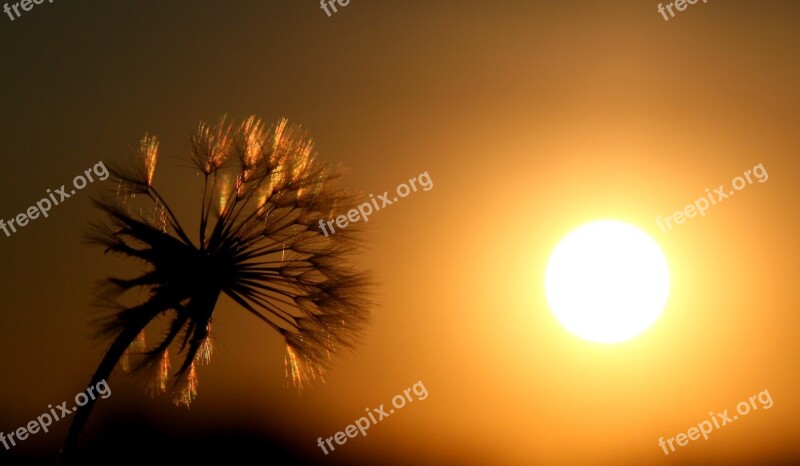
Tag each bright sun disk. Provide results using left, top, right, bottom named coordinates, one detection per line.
left=545, top=220, right=670, bottom=343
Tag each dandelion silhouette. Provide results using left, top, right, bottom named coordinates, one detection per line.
left=60, top=116, right=371, bottom=461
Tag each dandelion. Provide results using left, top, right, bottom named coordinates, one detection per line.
left=60, top=116, right=371, bottom=462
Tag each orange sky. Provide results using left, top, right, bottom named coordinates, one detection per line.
left=1, top=1, right=798, bottom=464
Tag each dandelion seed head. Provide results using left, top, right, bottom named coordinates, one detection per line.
left=196, top=324, right=213, bottom=366
left=218, top=172, right=232, bottom=213
left=92, top=115, right=371, bottom=409
left=146, top=349, right=171, bottom=397
left=192, top=117, right=232, bottom=175
left=159, top=350, right=170, bottom=393
left=139, top=134, right=159, bottom=186
left=174, top=363, right=198, bottom=408
left=241, top=116, right=266, bottom=169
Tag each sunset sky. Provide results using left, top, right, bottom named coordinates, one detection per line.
left=1, top=1, right=799, bottom=464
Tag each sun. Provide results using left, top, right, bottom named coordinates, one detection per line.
left=544, top=220, right=670, bottom=343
